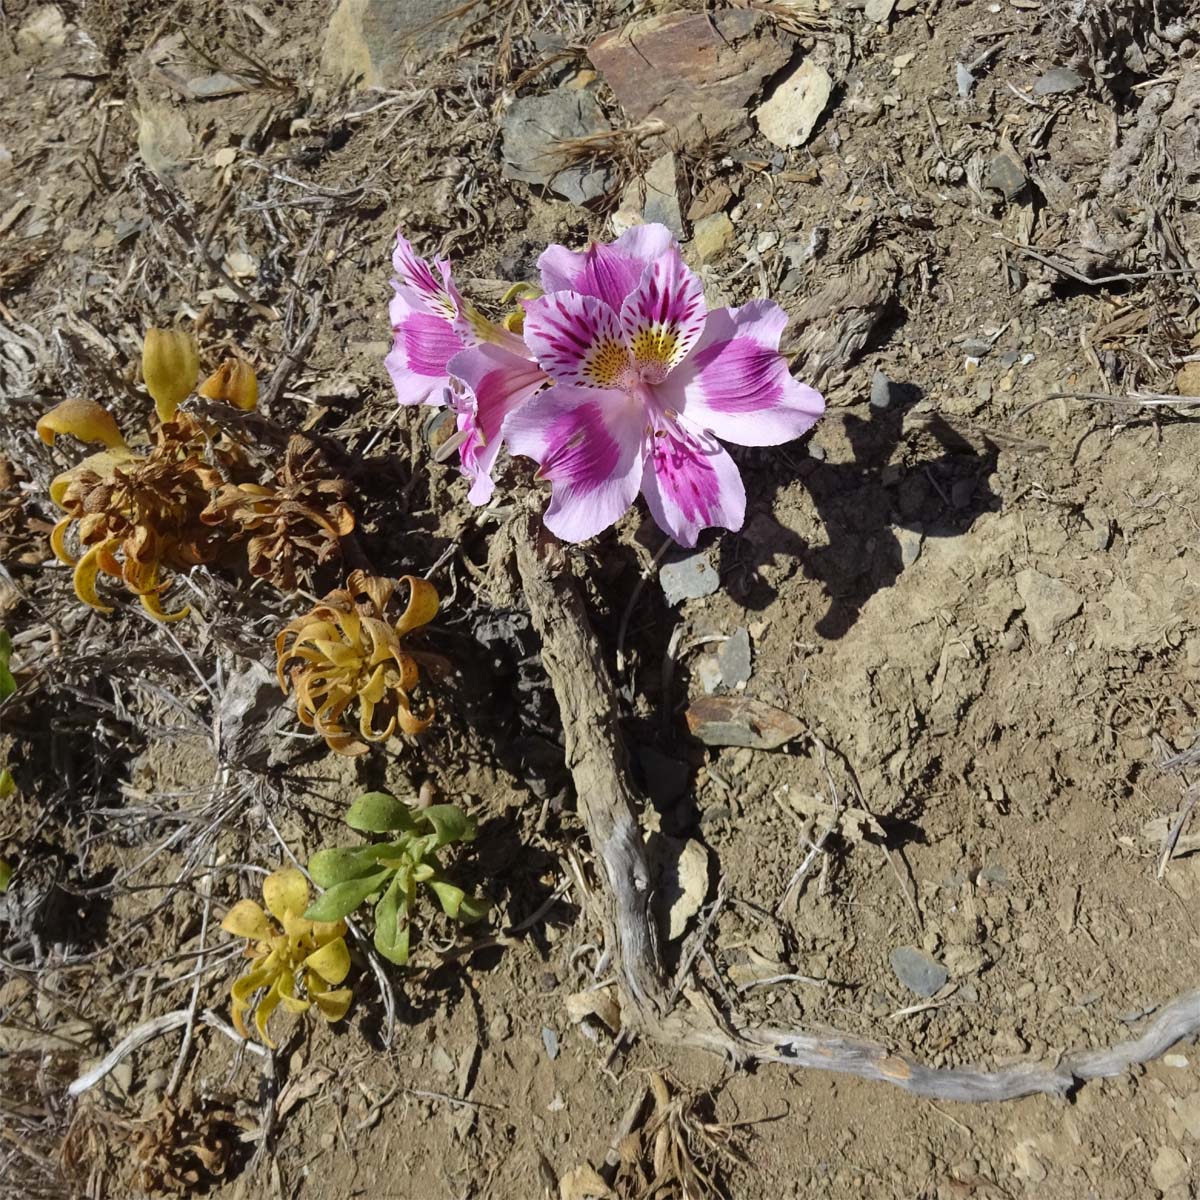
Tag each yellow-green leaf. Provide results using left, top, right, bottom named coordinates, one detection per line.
left=221, top=899, right=272, bottom=941
left=304, top=936, right=350, bottom=985
left=262, top=867, right=309, bottom=921
left=143, top=328, right=199, bottom=422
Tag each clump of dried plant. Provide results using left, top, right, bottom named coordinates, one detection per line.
left=202, top=434, right=354, bottom=590
left=276, top=570, right=439, bottom=755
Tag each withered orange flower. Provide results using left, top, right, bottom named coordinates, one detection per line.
left=201, top=435, right=354, bottom=591
left=276, top=570, right=438, bottom=756
left=39, top=400, right=226, bottom=621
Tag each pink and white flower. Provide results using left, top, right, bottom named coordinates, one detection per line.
left=502, top=224, right=825, bottom=546
left=386, top=233, right=546, bottom=503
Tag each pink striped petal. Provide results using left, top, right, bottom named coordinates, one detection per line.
left=392, top=233, right=458, bottom=321
left=618, top=246, right=706, bottom=380
left=387, top=286, right=468, bottom=407
left=523, top=292, right=631, bottom=388
left=506, top=384, right=645, bottom=542
left=447, top=345, right=548, bottom=504
left=665, top=300, right=824, bottom=445
left=537, top=224, right=676, bottom=309
left=641, top=424, right=746, bottom=547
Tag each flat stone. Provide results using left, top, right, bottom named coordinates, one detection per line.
left=589, top=10, right=789, bottom=149
left=691, top=212, right=735, bottom=263
left=218, top=660, right=293, bottom=770
left=718, top=628, right=752, bottom=690
left=864, top=0, right=897, bottom=21
left=755, top=59, right=833, bottom=150
left=984, top=151, right=1027, bottom=200
left=188, top=73, right=251, bottom=99
left=1033, top=67, right=1084, bottom=96
left=322, top=0, right=467, bottom=86
left=1150, top=1147, right=1190, bottom=1192
left=889, top=946, right=948, bottom=997
left=642, top=152, right=684, bottom=239
left=659, top=549, right=719, bottom=605
left=686, top=696, right=803, bottom=750
left=1015, top=569, right=1082, bottom=646
left=541, top=1026, right=559, bottom=1060
left=501, top=90, right=613, bottom=205
left=1082, top=505, right=1111, bottom=550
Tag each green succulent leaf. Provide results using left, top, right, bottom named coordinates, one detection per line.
left=427, top=878, right=465, bottom=918
left=456, top=894, right=490, bottom=924
left=308, top=844, right=386, bottom=887
left=0, top=769, right=15, bottom=800
left=373, top=875, right=411, bottom=965
left=420, top=804, right=475, bottom=847
left=0, top=631, right=15, bottom=702
left=0, top=858, right=11, bottom=893
left=303, top=867, right=394, bottom=922
left=346, top=792, right=418, bottom=834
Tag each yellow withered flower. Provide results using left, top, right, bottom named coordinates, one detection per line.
left=38, top=398, right=226, bottom=621
left=221, top=867, right=352, bottom=1047
left=198, top=357, right=258, bottom=411
left=276, top=570, right=438, bottom=756
left=143, top=328, right=200, bottom=423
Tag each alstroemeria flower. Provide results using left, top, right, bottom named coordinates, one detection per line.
left=386, top=234, right=547, bottom=503
left=502, top=224, right=825, bottom=546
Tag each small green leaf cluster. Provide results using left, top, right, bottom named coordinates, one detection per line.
left=0, top=630, right=15, bottom=700
left=304, top=792, right=489, bottom=965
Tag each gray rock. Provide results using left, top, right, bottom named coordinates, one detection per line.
left=956, top=62, right=975, bottom=98
left=642, top=152, right=684, bottom=239
left=962, top=337, right=992, bottom=358
left=984, top=151, right=1027, bottom=200
left=218, top=661, right=290, bottom=770
left=864, top=0, right=897, bottom=21
left=501, top=91, right=613, bottom=206
left=870, top=370, right=896, bottom=409
left=890, top=946, right=949, bottom=997
left=659, top=550, right=720, bottom=605
left=1033, top=67, right=1084, bottom=97
left=718, top=628, right=752, bottom=690
left=322, top=0, right=467, bottom=86
left=755, top=59, right=833, bottom=149
left=896, top=527, right=923, bottom=567
left=541, top=1026, right=559, bottom=1060
left=1015, top=569, right=1083, bottom=646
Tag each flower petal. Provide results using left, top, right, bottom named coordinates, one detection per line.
left=221, top=899, right=273, bottom=941
left=447, top=343, right=548, bottom=504
left=665, top=300, right=825, bottom=445
left=537, top=223, right=675, bottom=309
left=523, top=292, right=629, bottom=388
left=386, top=285, right=467, bottom=408
left=506, top=384, right=645, bottom=543
left=641, top=424, right=746, bottom=548
left=392, top=233, right=458, bottom=320
left=262, top=867, right=310, bottom=922
left=618, top=246, right=706, bottom=378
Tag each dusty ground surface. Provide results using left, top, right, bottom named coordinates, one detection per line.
left=2, top=0, right=1199, bottom=1197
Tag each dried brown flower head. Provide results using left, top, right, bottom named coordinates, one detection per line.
left=276, top=570, right=438, bottom=755
left=39, top=400, right=227, bottom=621
left=201, top=435, right=355, bottom=590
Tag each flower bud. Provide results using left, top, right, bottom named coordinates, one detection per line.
left=198, top=358, right=258, bottom=411
left=143, top=329, right=199, bottom=422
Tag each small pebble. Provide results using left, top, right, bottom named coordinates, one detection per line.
left=870, top=369, right=896, bottom=409
left=541, top=1026, right=560, bottom=1060
left=718, top=628, right=752, bottom=689
left=659, top=550, right=720, bottom=606
left=890, top=946, right=948, bottom=997
left=1033, top=66, right=1084, bottom=96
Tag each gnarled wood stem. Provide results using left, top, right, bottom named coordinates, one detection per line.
left=516, top=517, right=1200, bottom=1103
